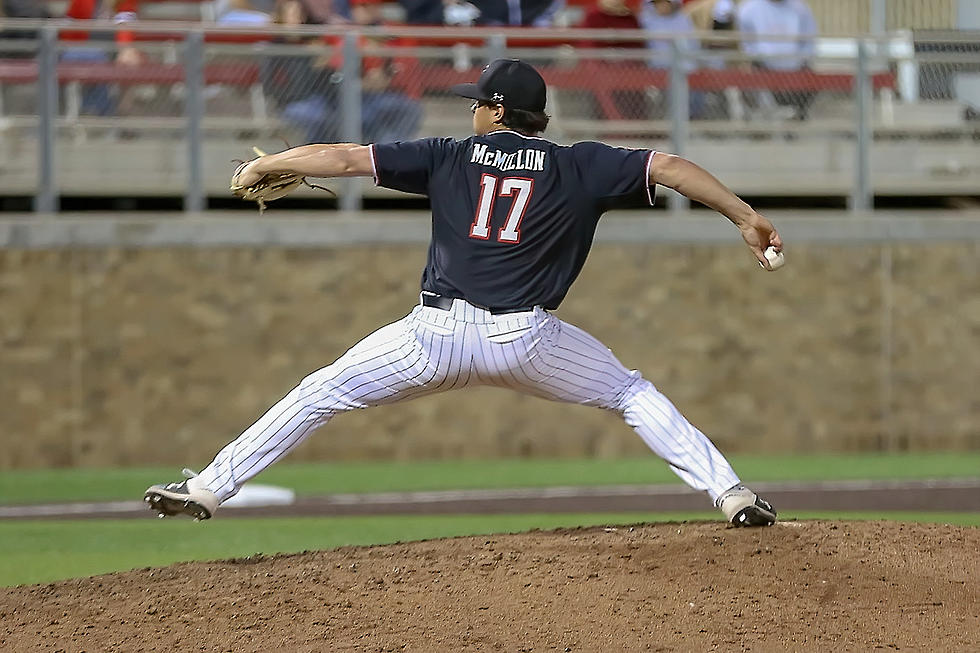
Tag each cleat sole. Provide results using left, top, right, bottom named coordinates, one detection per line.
left=143, top=489, right=212, bottom=520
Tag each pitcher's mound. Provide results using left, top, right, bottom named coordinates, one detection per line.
left=3, top=520, right=978, bottom=651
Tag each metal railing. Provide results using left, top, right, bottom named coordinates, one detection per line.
left=0, top=20, right=978, bottom=213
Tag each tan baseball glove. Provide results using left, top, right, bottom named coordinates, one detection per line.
left=230, top=147, right=334, bottom=213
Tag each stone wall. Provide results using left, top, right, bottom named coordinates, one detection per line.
left=1, top=242, right=977, bottom=469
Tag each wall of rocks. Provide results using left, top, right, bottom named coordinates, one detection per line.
left=1, top=241, right=977, bottom=469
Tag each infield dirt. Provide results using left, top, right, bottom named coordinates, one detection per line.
left=2, top=520, right=978, bottom=652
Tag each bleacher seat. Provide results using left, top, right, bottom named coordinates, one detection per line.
left=44, top=1, right=213, bottom=22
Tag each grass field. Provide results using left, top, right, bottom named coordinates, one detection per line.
left=2, top=452, right=979, bottom=505
left=1, top=453, right=977, bottom=587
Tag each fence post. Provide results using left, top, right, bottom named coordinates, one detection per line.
left=488, top=33, right=506, bottom=64
left=851, top=38, right=872, bottom=212
left=36, top=25, right=58, bottom=214
left=340, top=32, right=363, bottom=212
left=870, top=0, right=887, bottom=34
left=184, top=29, right=206, bottom=213
left=668, top=37, right=690, bottom=214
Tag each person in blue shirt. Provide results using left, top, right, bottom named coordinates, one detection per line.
left=640, top=0, right=699, bottom=71
left=639, top=0, right=710, bottom=118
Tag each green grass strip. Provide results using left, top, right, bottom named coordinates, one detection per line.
left=1, top=452, right=978, bottom=505
left=0, top=512, right=977, bottom=588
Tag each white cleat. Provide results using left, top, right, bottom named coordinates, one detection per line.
left=717, top=485, right=777, bottom=527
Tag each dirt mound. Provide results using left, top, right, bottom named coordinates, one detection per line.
left=2, top=520, right=978, bottom=652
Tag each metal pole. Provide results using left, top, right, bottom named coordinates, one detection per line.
left=668, top=37, right=690, bottom=214
left=870, top=0, right=887, bottom=34
left=488, top=33, right=506, bottom=64
left=851, top=39, right=872, bottom=212
left=184, top=30, right=205, bottom=213
left=340, top=32, right=362, bottom=212
left=36, top=25, right=58, bottom=213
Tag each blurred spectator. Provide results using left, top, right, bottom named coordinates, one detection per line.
left=470, top=0, right=565, bottom=27
left=579, top=0, right=643, bottom=50
left=737, top=0, right=817, bottom=119
left=683, top=0, right=731, bottom=30
left=63, top=0, right=142, bottom=60
left=737, top=0, right=815, bottom=70
left=264, top=0, right=421, bottom=144
left=711, top=0, right=735, bottom=29
left=348, top=0, right=423, bottom=143
left=443, top=0, right=480, bottom=26
left=61, top=1, right=143, bottom=116
left=216, top=0, right=273, bottom=24
left=299, top=0, right=353, bottom=22
left=639, top=0, right=706, bottom=118
left=701, top=0, right=737, bottom=66
left=3, top=0, right=50, bottom=18
left=261, top=0, right=340, bottom=143
left=63, top=1, right=143, bottom=64
left=0, top=0, right=52, bottom=57
left=214, top=0, right=277, bottom=19
left=350, top=0, right=385, bottom=24
left=578, top=0, right=646, bottom=119
left=700, top=0, right=739, bottom=119
left=400, top=0, right=447, bottom=24
left=639, top=0, right=698, bottom=70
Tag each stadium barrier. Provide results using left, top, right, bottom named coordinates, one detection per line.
left=0, top=20, right=977, bottom=211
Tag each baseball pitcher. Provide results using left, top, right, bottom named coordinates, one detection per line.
left=146, top=59, right=780, bottom=527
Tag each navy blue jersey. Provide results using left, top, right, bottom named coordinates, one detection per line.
left=371, top=130, right=655, bottom=310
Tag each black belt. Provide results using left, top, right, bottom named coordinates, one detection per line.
left=421, top=293, right=535, bottom=315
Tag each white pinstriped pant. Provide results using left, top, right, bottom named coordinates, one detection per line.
left=196, top=297, right=741, bottom=504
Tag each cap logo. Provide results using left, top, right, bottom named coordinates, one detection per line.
left=491, top=92, right=504, bottom=103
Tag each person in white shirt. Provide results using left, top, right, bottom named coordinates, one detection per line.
left=737, top=0, right=816, bottom=71
left=736, top=0, right=818, bottom=120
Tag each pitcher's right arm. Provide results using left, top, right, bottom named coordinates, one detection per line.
left=648, top=152, right=783, bottom=269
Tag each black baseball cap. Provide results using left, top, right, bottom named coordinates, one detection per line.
left=451, top=59, right=547, bottom=112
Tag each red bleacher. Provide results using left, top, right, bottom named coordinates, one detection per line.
left=0, top=57, right=896, bottom=121
left=0, top=59, right=258, bottom=85
left=392, top=61, right=896, bottom=120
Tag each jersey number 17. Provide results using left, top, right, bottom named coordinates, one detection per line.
left=470, top=174, right=534, bottom=244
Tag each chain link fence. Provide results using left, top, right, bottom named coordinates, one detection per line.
left=0, top=20, right=978, bottom=210
left=0, top=27, right=40, bottom=200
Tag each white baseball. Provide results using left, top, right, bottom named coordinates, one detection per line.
left=761, top=246, right=785, bottom=271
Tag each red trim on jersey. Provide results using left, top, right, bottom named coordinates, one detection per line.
left=644, top=151, right=657, bottom=207
left=368, top=144, right=379, bottom=186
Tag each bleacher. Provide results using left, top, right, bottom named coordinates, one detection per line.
left=0, top=3, right=976, bottom=202
left=43, top=1, right=214, bottom=22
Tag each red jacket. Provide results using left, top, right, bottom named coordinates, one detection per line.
left=62, top=0, right=139, bottom=43
left=579, top=8, right=643, bottom=49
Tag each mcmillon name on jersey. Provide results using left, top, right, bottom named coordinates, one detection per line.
left=471, top=143, right=547, bottom=172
